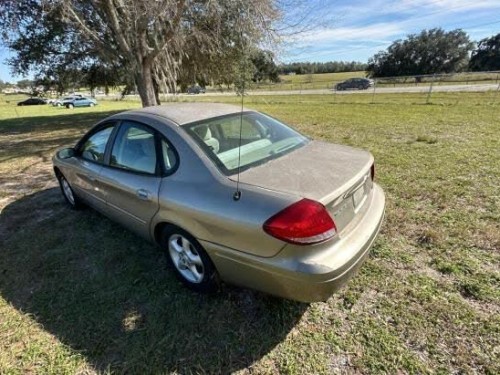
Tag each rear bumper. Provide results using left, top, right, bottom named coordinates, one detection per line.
left=202, top=183, right=385, bottom=303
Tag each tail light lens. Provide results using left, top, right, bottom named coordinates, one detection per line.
left=263, top=198, right=337, bottom=245
left=371, top=163, right=375, bottom=181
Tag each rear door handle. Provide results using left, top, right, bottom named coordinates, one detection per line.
left=136, top=189, right=150, bottom=200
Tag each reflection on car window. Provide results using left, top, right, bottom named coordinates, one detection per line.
left=81, top=126, right=114, bottom=163
left=111, top=122, right=157, bottom=174
left=184, top=112, right=309, bottom=175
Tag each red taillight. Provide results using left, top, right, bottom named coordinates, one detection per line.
left=263, top=198, right=337, bottom=245
left=371, top=163, right=375, bottom=181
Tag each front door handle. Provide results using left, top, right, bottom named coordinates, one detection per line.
left=136, top=189, right=150, bottom=200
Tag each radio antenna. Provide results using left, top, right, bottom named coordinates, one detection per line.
left=233, top=78, right=244, bottom=201
left=233, top=16, right=248, bottom=201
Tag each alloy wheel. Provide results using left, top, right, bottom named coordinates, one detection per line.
left=61, top=177, right=75, bottom=206
left=168, top=234, right=205, bottom=284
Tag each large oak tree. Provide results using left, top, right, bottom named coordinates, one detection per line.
left=367, top=28, right=474, bottom=78
left=1, top=0, right=280, bottom=107
left=469, top=33, right=500, bottom=72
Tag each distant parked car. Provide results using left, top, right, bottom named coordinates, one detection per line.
left=52, top=95, right=83, bottom=107
left=17, top=98, right=47, bottom=106
left=335, top=78, right=374, bottom=91
left=186, top=85, right=206, bottom=94
left=64, top=97, right=97, bottom=109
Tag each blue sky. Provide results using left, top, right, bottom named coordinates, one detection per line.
left=283, top=0, right=500, bottom=63
left=1, top=0, right=500, bottom=82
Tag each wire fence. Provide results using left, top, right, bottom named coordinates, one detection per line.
left=233, top=71, right=500, bottom=106
left=240, top=70, right=500, bottom=91
left=50, top=70, right=499, bottom=106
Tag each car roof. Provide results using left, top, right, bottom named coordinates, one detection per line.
left=121, top=102, right=250, bottom=126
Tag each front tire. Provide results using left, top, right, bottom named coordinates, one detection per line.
left=89, top=103, right=95, bottom=107
left=161, top=226, right=219, bottom=293
left=57, top=173, right=82, bottom=209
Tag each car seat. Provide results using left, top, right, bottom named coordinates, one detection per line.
left=193, top=125, right=220, bottom=153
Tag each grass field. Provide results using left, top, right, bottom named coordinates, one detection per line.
left=0, top=92, right=499, bottom=374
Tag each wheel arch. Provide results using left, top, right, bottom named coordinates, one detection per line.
left=153, top=221, right=190, bottom=246
left=53, top=166, right=62, bottom=178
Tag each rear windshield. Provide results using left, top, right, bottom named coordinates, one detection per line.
left=184, top=112, right=309, bottom=175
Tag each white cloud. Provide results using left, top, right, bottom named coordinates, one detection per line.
left=292, top=0, right=500, bottom=47
left=300, top=23, right=404, bottom=43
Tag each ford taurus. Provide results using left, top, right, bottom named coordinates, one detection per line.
left=53, top=103, right=385, bottom=302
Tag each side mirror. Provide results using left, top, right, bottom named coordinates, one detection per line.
left=57, top=147, right=76, bottom=159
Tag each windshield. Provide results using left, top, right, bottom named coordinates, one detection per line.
left=184, top=112, right=309, bottom=175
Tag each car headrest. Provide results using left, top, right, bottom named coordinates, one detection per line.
left=194, top=125, right=211, bottom=141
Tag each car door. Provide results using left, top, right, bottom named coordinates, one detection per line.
left=97, top=120, right=162, bottom=239
left=69, top=123, right=117, bottom=211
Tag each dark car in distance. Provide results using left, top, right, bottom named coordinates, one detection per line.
left=186, top=85, right=206, bottom=94
left=17, top=98, right=47, bottom=106
left=335, top=78, right=374, bottom=91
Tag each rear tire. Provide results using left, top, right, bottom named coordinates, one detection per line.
left=89, top=103, right=95, bottom=107
left=66, top=103, right=74, bottom=109
left=161, top=225, right=219, bottom=293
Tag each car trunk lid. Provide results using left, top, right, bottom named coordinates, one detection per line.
left=231, top=140, right=374, bottom=234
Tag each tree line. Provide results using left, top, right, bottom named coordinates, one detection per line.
left=278, top=61, right=367, bottom=75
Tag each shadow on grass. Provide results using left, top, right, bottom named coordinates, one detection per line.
left=0, top=110, right=124, bottom=135
left=0, top=110, right=125, bottom=163
left=0, top=188, right=307, bottom=373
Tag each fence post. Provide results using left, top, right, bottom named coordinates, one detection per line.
left=371, top=79, right=377, bottom=104
left=426, top=75, right=435, bottom=104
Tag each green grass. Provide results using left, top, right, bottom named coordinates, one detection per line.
left=0, top=92, right=499, bottom=374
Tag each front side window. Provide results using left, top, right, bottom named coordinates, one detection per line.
left=80, top=126, right=114, bottom=163
left=184, top=112, right=309, bottom=175
left=110, top=122, right=157, bottom=174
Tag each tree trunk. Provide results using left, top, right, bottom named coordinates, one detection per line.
left=135, top=61, right=158, bottom=107
left=153, top=78, right=161, bottom=105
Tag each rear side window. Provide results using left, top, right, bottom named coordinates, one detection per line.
left=161, top=139, right=178, bottom=174
left=110, top=122, right=157, bottom=174
left=80, top=126, right=114, bottom=163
